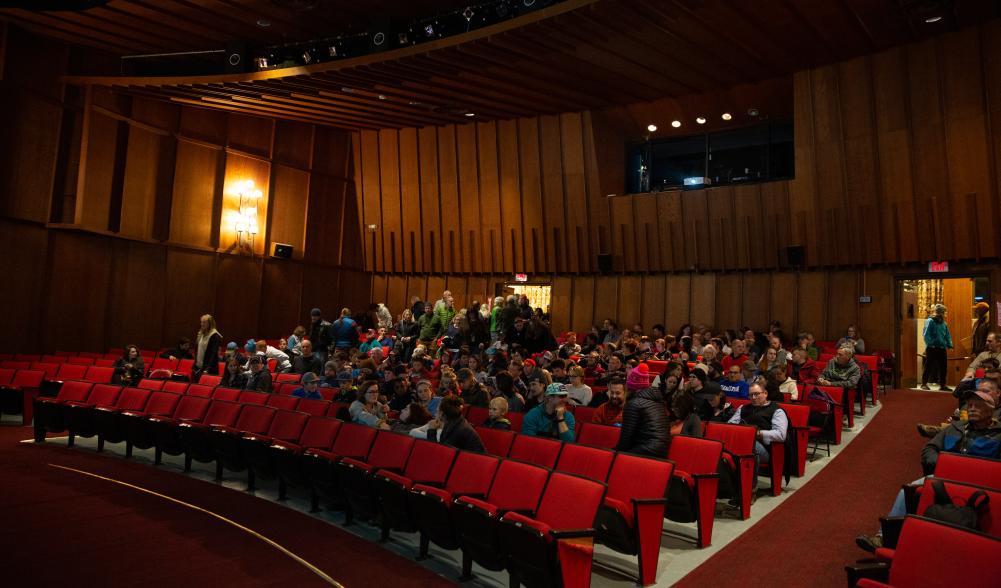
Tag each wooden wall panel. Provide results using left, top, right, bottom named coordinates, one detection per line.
left=313, top=126, right=350, bottom=178
left=386, top=274, right=408, bottom=316
left=498, top=119, right=523, bottom=272
left=633, top=195, right=658, bottom=270
left=180, top=107, right=226, bottom=144
left=706, top=188, right=733, bottom=271
left=0, top=94, right=60, bottom=222
left=797, top=272, right=827, bottom=336
left=641, top=275, right=667, bottom=333
left=986, top=21, right=1001, bottom=239
left=437, top=126, right=461, bottom=273
left=120, top=127, right=161, bottom=239
left=378, top=128, right=403, bottom=273
left=370, top=274, right=388, bottom=307
left=259, top=259, right=303, bottom=340
left=226, top=114, right=272, bottom=157
left=426, top=276, right=447, bottom=308
left=656, top=193, right=684, bottom=271
left=213, top=256, right=261, bottom=341
left=163, top=250, right=215, bottom=347
left=456, top=124, right=481, bottom=273
left=714, top=274, right=742, bottom=332
left=593, top=276, right=618, bottom=327
left=759, top=182, right=789, bottom=268
left=859, top=269, right=894, bottom=351
left=741, top=274, right=771, bottom=331
left=826, top=271, right=859, bottom=340
left=617, top=275, right=642, bottom=330
left=466, top=276, right=490, bottom=309
left=169, top=141, right=219, bottom=248
left=769, top=273, right=798, bottom=340
left=0, top=221, right=49, bottom=353
left=305, top=174, right=346, bottom=263
left=681, top=190, right=709, bottom=270
left=788, top=70, right=817, bottom=261
left=45, top=232, right=112, bottom=353
left=581, top=111, right=609, bottom=271
left=269, top=164, right=308, bottom=258
left=300, top=266, right=340, bottom=317
left=78, top=110, right=117, bottom=231
left=518, top=118, right=545, bottom=273
left=561, top=112, right=589, bottom=273
left=731, top=185, right=762, bottom=270
left=665, top=275, right=691, bottom=330
left=550, top=276, right=572, bottom=335
left=609, top=197, right=634, bottom=272
left=690, top=274, right=716, bottom=329
left=274, top=120, right=313, bottom=169
left=418, top=127, right=442, bottom=273
left=477, top=121, right=503, bottom=273
left=446, top=275, right=468, bottom=309
left=221, top=153, right=270, bottom=255
left=398, top=127, right=422, bottom=273
left=810, top=65, right=847, bottom=267
left=106, top=241, right=166, bottom=350
left=571, top=276, right=595, bottom=332
left=358, top=130, right=382, bottom=271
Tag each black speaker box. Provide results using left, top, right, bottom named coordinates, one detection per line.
left=273, top=243, right=294, bottom=259
left=597, top=253, right=613, bottom=274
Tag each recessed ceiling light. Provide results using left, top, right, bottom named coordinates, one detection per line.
left=671, top=120, right=681, bottom=128
left=647, top=124, right=657, bottom=132
left=378, top=94, right=387, bottom=100
left=256, top=19, right=271, bottom=27
left=924, top=15, right=942, bottom=23
left=696, top=117, right=706, bottom=124
left=721, top=113, right=732, bottom=120
left=465, top=112, right=476, bottom=117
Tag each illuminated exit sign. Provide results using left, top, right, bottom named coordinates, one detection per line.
left=928, top=261, right=949, bottom=273
left=514, top=273, right=528, bottom=282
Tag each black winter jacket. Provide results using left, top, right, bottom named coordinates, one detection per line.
left=616, top=387, right=670, bottom=457
left=430, top=417, right=486, bottom=453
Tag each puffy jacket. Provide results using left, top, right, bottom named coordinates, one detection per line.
left=921, top=419, right=1001, bottom=476
left=615, top=387, right=670, bottom=457
left=923, top=316, right=954, bottom=349
left=330, top=317, right=358, bottom=349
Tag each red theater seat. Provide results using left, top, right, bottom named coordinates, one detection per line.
left=66, top=357, right=94, bottom=366
left=270, top=416, right=342, bottom=499
left=238, top=409, right=310, bottom=488
left=265, top=394, right=300, bottom=411
left=55, top=364, right=88, bottom=381
left=33, top=380, right=94, bottom=441
left=475, top=426, right=516, bottom=457
left=237, top=390, right=269, bottom=405
left=304, top=422, right=378, bottom=511
left=705, top=422, right=757, bottom=520
left=296, top=398, right=331, bottom=416
left=174, top=400, right=243, bottom=471
left=508, top=434, right=563, bottom=468
left=466, top=406, right=489, bottom=426
left=31, top=362, right=59, bottom=380
left=211, top=387, right=241, bottom=401
left=92, top=387, right=156, bottom=451
left=84, top=366, right=115, bottom=384
left=206, top=404, right=276, bottom=478
left=576, top=422, right=621, bottom=449
left=554, top=443, right=614, bottom=483
left=666, top=435, right=723, bottom=548
left=62, top=384, right=122, bottom=446
left=119, top=391, right=182, bottom=458
left=374, top=440, right=458, bottom=540
left=336, top=430, right=416, bottom=524
left=781, top=403, right=810, bottom=476
left=137, top=379, right=165, bottom=391
left=0, top=368, right=45, bottom=424
left=161, top=381, right=189, bottom=394
left=878, top=478, right=1001, bottom=552
left=933, top=453, right=1001, bottom=490
left=198, top=374, right=222, bottom=387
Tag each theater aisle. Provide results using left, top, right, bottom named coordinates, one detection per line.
left=672, top=389, right=956, bottom=588
left=0, top=424, right=456, bottom=588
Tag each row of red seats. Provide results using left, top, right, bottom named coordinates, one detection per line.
left=32, top=379, right=681, bottom=586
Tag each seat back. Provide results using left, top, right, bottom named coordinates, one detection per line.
left=137, top=379, right=165, bottom=391
left=555, top=443, right=614, bottom=482
left=151, top=357, right=178, bottom=372
left=327, top=401, right=350, bottom=419
left=535, top=472, right=606, bottom=530
left=704, top=422, right=757, bottom=455
left=889, top=516, right=1001, bottom=587
left=13, top=353, right=39, bottom=362
left=114, top=387, right=152, bottom=412
left=211, top=387, right=242, bottom=401
left=466, top=406, right=489, bottom=426
left=278, top=383, right=299, bottom=396
left=475, top=426, right=516, bottom=457
left=79, top=352, right=103, bottom=359
left=266, top=394, right=300, bottom=411
left=445, top=451, right=501, bottom=496
left=509, top=435, right=563, bottom=468
left=644, top=360, right=669, bottom=375
left=172, top=394, right=212, bottom=421
left=780, top=403, right=810, bottom=428
left=233, top=405, right=276, bottom=434
left=201, top=400, right=243, bottom=427
left=185, top=384, right=214, bottom=397
left=238, top=390, right=270, bottom=405
left=275, top=373, right=300, bottom=385
left=0, top=368, right=15, bottom=386
left=176, top=359, right=194, bottom=375
left=934, top=453, right=1001, bottom=494
left=162, top=381, right=189, bottom=394
left=55, top=381, right=93, bottom=403
left=399, top=440, right=457, bottom=484
left=916, top=478, right=1001, bottom=536
left=606, top=453, right=675, bottom=504
left=2, top=361, right=31, bottom=370
left=265, top=410, right=309, bottom=442
left=296, top=398, right=331, bottom=416
left=142, top=391, right=181, bottom=417
left=67, top=357, right=95, bottom=366
left=486, top=459, right=550, bottom=512
left=667, top=436, right=723, bottom=475
left=577, top=422, right=621, bottom=449
left=507, top=411, right=524, bottom=431
left=298, top=417, right=342, bottom=450
left=84, top=366, right=115, bottom=383
left=42, top=355, right=67, bottom=364
left=330, top=422, right=378, bottom=460
left=572, top=406, right=596, bottom=424
left=94, top=359, right=115, bottom=368
left=87, top=384, right=123, bottom=408
left=31, top=362, right=60, bottom=379
left=56, top=364, right=89, bottom=381
left=199, top=374, right=223, bottom=386
left=365, top=430, right=416, bottom=470
left=11, top=369, right=45, bottom=389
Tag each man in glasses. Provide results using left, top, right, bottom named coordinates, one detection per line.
left=728, top=382, right=788, bottom=490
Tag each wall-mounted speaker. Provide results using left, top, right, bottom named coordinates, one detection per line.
left=597, top=253, right=613, bottom=274
left=272, top=243, right=293, bottom=259
left=781, top=245, right=805, bottom=267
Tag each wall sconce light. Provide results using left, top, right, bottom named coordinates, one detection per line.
left=235, top=179, right=263, bottom=253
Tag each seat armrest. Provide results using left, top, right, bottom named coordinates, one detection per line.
left=498, top=508, right=536, bottom=517
left=94, top=406, right=120, bottom=414
left=878, top=516, right=905, bottom=549
left=550, top=528, right=596, bottom=540
left=454, top=491, right=486, bottom=500
left=844, top=562, right=890, bottom=587
left=631, top=497, right=669, bottom=506
left=691, top=472, right=721, bottom=480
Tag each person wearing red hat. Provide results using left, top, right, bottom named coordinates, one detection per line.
left=626, top=363, right=650, bottom=392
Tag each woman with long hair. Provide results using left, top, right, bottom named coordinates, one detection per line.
left=113, top=344, right=145, bottom=386
left=194, top=314, right=222, bottom=376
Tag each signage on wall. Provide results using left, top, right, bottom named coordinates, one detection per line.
left=514, top=273, right=528, bottom=283
left=858, top=296, right=872, bottom=304
left=928, top=261, right=949, bottom=273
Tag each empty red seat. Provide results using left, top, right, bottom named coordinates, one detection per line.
left=278, top=383, right=299, bottom=396
left=2, top=361, right=31, bottom=370
left=94, top=359, right=115, bottom=368
left=304, top=422, right=378, bottom=511
left=453, top=459, right=550, bottom=579
left=92, top=387, right=153, bottom=451
left=84, top=366, right=114, bottom=384
left=150, top=357, right=178, bottom=374
left=509, top=434, right=563, bottom=468
left=644, top=360, right=669, bottom=375
left=596, top=454, right=675, bottom=585
left=33, top=381, right=94, bottom=441
left=79, top=352, right=103, bottom=359
left=475, top=426, right=516, bottom=457
left=0, top=368, right=15, bottom=386
left=225, top=408, right=307, bottom=487
left=498, top=472, right=607, bottom=588
left=66, top=357, right=94, bottom=366
left=374, top=440, right=458, bottom=540
left=572, top=406, right=596, bottom=424
left=42, top=355, right=67, bottom=364
left=62, top=384, right=123, bottom=446
left=55, top=363, right=88, bottom=381
left=266, top=394, right=300, bottom=411
left=296, top=398, right=331, bottom=416
left=162, top=381, right=189, bottom=394
left=666, top=435, right=723, bottom=547
left=175, top=359, right=195, bottom=378
left=705, top=422, right=757, bottom=520
left=507, top=410, right=524, bottom=431
left=31, top=362, right=59, bottom=380
left=271, top=416, right=342, bottom=500
left=147, top=394, right=213, bottom=463
left=466, top=406, right=489, bottom=426
left=175, top=400, right=243, bottom=471
left=211, top=387, right=241, bottom=401
left=119, top=390, right=182, bottom=458
left=781, top=402, right=810, bottom=476
left=137, top=379, right=165, bottom=391
left=205, top=404, right=276, bottom=478
left=576, top=422, right=621, bottom=449
left=933, top=453, right=1001, bottom=490
left=554, top=443, right=614, bottom=483
left=336, top=430, right=416, bottom=523
left=411, top=450, right=501, bottom=559
left=238, top=390, right=270, bottom=405
left=185, top=383, right=214, bottom=397
left=198, top=374, right=222, bottom=386
left=0, top=368, right=45, bottom=425
left=815, top=385, right=848, bottom=438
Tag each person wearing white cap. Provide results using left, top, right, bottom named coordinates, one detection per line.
left=520, top=383, right=575, bottom=442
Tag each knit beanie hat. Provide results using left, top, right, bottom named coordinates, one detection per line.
left=626, top=363, right=650, bottom=391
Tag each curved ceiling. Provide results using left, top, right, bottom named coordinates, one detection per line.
left=22, top=0, right=999, bottom=130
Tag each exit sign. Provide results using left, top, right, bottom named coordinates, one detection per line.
left=514, top=273, right=528, bottom=282
left=928, top=261, right=949, bottom=273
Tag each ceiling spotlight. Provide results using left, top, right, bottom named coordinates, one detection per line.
left=463, top=6, right=475, bottom=21
left=647, top=124, right=657, bottom=132
left=747, top=108, right=760, bottom=117
left=671, top=120, right=681, bottom=128
left=721, top=113, right=732, bottom=120
left=924, top=15, right=942, bottom=23
left=465, top=112, right=476, bottom=117
left=378, top=94, right=387, bottom=100
left=256, top=19, right=271, bottom=28
left=696, top=117, right=707, bottom=124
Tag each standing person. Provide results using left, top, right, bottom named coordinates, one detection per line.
left=308, top=308, right=333, bottom=363
left=972, top=302, right=991, bottom=355
left=921, top=304, right=953, bottom=391
left=395, top=309, right=419, bottom=361
left=349, top=380, right=390, bottom=430
left=410, top=296, right=426, bottom=321
left=113, top=344, right=145, bottom=386
left=330, top=308, right=359, bottom=351
left=489, top=296, right=505, bottom=343
left=194, top=314, right=222, bottom=377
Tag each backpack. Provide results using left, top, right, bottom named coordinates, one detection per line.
left=923, top=478, right=989, bottom=529
left=854, top=359, right=872, bottom=404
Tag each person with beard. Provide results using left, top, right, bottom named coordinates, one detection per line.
left=457, top=367, right=489, bottom=408
left=616, top=381, right=670, bottom=457
left=521, top=383, right=575, bottom=441
left=592, top=379, right=627, bottom=426
left=728, top=383, right=788, bottom=489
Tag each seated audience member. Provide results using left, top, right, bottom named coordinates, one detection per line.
left=523, top=375, right=548, bottom=413
left=616, top=381, right=669, bottom=457
left=626, top=363, right=651, bottom=394
left=333, top=371, right=356, bottom=403
left=592, top=379, right=627, bottom=426
left=963, top=332, right=1001, bottom=380
left=688, top=368, right=723, bottom=420
left=291, top=372, right=322, bottom=400
left=855, top=382, right=1001, bottom=553
left=597, top=352, right=627, bottom=385
left=758, top=346, right=784, bottom=375
left=493, top=371, right=525, bottom=413
left=549, top=359, right=569, bottom=384
left=160, top=337, right=193, bottom=361
left=482, top=396, right=512, bottom=430
left=387, top=377, right=414, bottom=412
left=255, top=339, right=292, bottom=373
left=742, top=328, right=762, bottom=362
left=721, top=339, right=749, bottom=373
left=837, top=324, right=866, bottom=355
left=789, top=347, right=819, bottom=385
left=284, top=325, right=306, bottom=356
left=350, top=380, right=390, bottom=430
left=113, top=345, right=145, bottom=386
left=797, top=332, right=819, bottom=360
left=224, top=341, right=247, bottom=366
left=564, top=365, right=593, bottom=407
left=670, top=391, right=703, bottom=437
left=507, top=359, right=531, bottom=399
left=457, top=367, right=489, bottom=408
left=392, top=402, right=432, bottom=434
left=522, top=383, right=576, bottom=442
left=741, top=359, right=759, bottom=384
left=817, top=345, right=861, bottom=390
left=559, top=332, right=582, bottom=359
left=720, top=365, right=750, bottom=399
left=706, top=387, right=736, bottom=423
left=414, top=379, right=440, bottom=417
left=424, top=396, right=485, bottom=452
left=243, top=355, right=273, bottom=392
left=319, top=361, right=339, bottom=388
left=728, top=383, right=788, bottom=488
left=292, top=339, right=323, bottom=375
left=766, top=366, right=798, bottom=401
left=220, top=356, right=247, bottom=389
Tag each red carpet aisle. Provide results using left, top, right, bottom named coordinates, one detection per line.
left=0, top=425, right=455, bottom=588
left=673, top=390, right=956, bottom=588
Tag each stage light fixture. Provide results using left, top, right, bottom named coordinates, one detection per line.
left=465, top=112, right=476, bottom=117
left=924, top=15, right=942, bottom=23
left=398, top=32, right=410, bottom=45
left=671, top=120, right=681, bottom=128
left=721, top=112, right=732, bottom=120
left=255, top=57, right=269, bottom=69
left=256, top=19, right=271, bottom=27
left=301, top=50, right=313, bottom=64
left=372, top=31, right=386, bottom=46
left=747, top=108, right=760, bottom=117
left=424, top=23, right=436, bottom=37
left=647, top=124, right=657, bottom=132
left=463, top=6, right=475, bottom=21
left=696, top=117, right=706, bottom=124
left=378, top=94, right=387, bottom=100
left=328, top=45, right=337, bottom=57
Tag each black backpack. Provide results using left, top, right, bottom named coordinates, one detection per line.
left=923, top=478, right=989, bottom=529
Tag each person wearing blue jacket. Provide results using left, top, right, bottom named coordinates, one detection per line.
left=521, top=383, right=576, bottom=442
left=922, top=304, right=954, bottom=391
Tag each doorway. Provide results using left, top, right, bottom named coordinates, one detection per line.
left=897, top=276, right=990, bottom=389
left=498, top=283, right=552, bottom=315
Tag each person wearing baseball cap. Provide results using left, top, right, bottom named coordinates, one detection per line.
left=972, top=301, right=991, bottom=355
left=520, top=382, right=575, bottom=442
